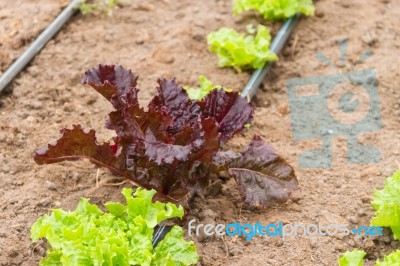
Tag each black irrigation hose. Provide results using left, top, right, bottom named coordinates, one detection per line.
left=153, top=14, right=301, bottom=247
left=241, top=14, right=301, bottom=98
left=0, top=0, right=81, bottom=94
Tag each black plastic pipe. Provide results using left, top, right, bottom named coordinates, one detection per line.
left=0, top=0, right=81, bottom=94
left=241, top=14, right=301, bottom=98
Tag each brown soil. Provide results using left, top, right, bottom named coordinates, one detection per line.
left=1, top=0, right=400, bottom=265
left=0, top=0, right=67, bottom=75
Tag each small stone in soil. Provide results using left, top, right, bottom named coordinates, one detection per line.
left=347, top=215, right=359, bottom=224
left=9, top=198, right=18, bottom=204
left=357, top=208, right=366, bottom=217
left=8, top=249, right=19, bottom=257
left=315, top=10, right=325, bottom=18
left=37, top=197, right=51, bottom=207
left=198, top=209, right=217, bottom=220
left=334, top=242, right=344, bottom=251
left=380, top=236, right=391, bottom=244
left=362, top=238, right=375, bottom=249
left=310, top=238, right=318, bottom=248
left=46, top=181, right=57, bottom=191
left=70, top=171, right=81, bottom=182
left=354, top=235, right=362, bottom=246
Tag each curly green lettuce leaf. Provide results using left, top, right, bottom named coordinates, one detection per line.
left=207, top=25, right=277, bottom=71
left=152, top=226, right=199, bottom=266
left=78, top=0, right=120, bottom=15
left=183, top=75, right=232, bottom=100
left=371, top=170, right=400, bottom=240
left=31, top=188, right=197, bottom=266
left=121, top=187, right=184, bottom=228
left=338, top=249, right=366, bottom=266
left=376, top=250, right=400, bottom=266
left=233, top=0, right=315, bottom=20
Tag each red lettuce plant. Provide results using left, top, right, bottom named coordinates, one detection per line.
left=34, top=65, right=299, bottom=209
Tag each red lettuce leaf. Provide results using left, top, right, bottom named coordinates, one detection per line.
left=144, top=129, right=191, bottom=164
left=33, top=64, right=297, bottom=210
left=149, top=78, right=201, bottom=135
left=34, top=124, right=150, bottom=190
left=200, top=89, right=254, bottom=142
left=228, top=135, right=299, bottom=208
left=82, top=64, right=138, bottom=100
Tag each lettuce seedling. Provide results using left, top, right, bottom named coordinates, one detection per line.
left=371, top=170, right=400, bottom=240
left=34, top=64, right=299, bottom=209
left=31, top=187, right=199, bottom=266
left=233, top=0, right=315, bottom=21
left=338, top=249, right=400, bottom=266
left=376, top=250, right=400, bottom=266
left=338, top=249, right=366, bottom=266
left=78, top=0, right=119, bottom=15
left=183, top=75, right=232, bottom=100
left=207, top=25, right=278, bottom=71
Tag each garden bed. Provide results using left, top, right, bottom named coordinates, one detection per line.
left=0, top=0, right=400, bottom=265
left=0, top=0, right=65, bottom=76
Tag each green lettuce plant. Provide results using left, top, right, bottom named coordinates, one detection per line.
left=31, top=188, right=199, bottom=266
left=371, top=170, right=400, bottom=240
left=183, top=75, right=232, bottom=100
left=338, top=170, right=400, bottom=266
left=338, top=249, right=366, bottom=266
left=375, top=250, right=400, bottom=266
left=207, top=25, right=277, bottom=71
left=338, top=249, right=400, bottom=266
left=78, top=0, right=119, bottom=15
left=233, top=0, right=315, bottom=20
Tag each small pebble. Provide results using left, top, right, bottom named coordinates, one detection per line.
left=9, top=199, right=18, bottom=204
left=34, top=245, right=46, bottom=257
left=276, top=238, right=284, bottom=247
left=315, top=10, right=325, bottom=18
left=38, top=197, right=51, bottom=207
left=104, top=35, right=113, bottom=42
left=135, top=37, right=144, bottom=45
left=309, top=238, right=317, bottom=248
left=8, top=249, right=18, bottom=258
left=362, top=238, right=375, bottom=249
left=334, top=242, right=344, bottom=251
left=46, top=181, right=57, bottom=191
left=354, top=235, right=362, bottom=246
left=70, top=171, right=81, bottom=182
left=198, top=209, right=217, bottom=220
left=348, top=215, right=359, bottom=224
left=229, top=244, right=244, bottom=256
left=357, top=208, right=366, bottom=217
left=135, top=3, right=154, bottom=11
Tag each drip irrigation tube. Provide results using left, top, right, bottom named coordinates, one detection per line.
left=0, top=0, right=81, bottom=94
left=153, top=14, right=301, bottom=248
left=241, top=13, right=301, bottom=98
